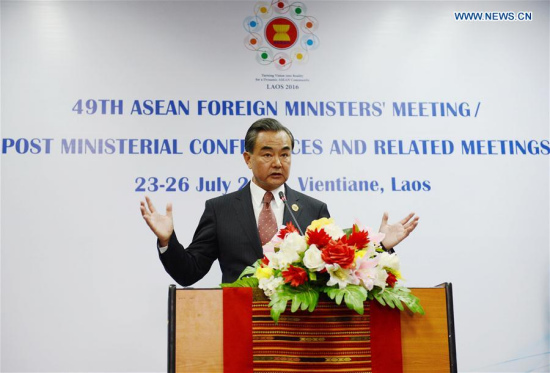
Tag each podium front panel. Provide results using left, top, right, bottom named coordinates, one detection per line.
left=170, top=286, right=456, bottom=373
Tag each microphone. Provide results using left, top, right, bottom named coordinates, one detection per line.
left=278, top=191, right=304, bottom=236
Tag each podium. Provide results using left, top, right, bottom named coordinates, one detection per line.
left=167, top=283, right=457, bottom=373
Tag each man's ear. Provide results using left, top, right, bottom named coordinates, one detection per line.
left=243, top=151, right=252, bottom=168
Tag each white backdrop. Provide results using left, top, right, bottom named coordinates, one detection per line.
left=1, top=1, right=548, bottom=372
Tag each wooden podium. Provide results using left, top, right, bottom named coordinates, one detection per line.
left=167, top=283, right=457, bottom=373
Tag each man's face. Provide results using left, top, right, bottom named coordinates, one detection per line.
left=243, top=130, right=292, bottom=191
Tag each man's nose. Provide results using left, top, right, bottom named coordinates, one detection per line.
left=272, top=155, right=282, bottom=167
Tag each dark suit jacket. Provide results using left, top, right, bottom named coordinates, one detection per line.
left=159, top=183, right=330, bottom=286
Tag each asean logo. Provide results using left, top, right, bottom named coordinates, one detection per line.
left=244, top=1, right=320, bottom=70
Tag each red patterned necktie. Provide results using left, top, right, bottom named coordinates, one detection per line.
left=258, top=191, right=278, bottom=246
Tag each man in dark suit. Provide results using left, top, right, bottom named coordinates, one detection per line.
left=140, top=118, right=418, bottom=286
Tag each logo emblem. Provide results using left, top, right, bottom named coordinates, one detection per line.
left=244, top=1, right=320, bottom=70
left=265, top=17, right=298, bottom=49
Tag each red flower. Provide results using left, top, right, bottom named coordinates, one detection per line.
left=306, top=228, right=331, bottom=248
left=261, top=256, right=270, bottom=267
left=321, top=241, right=356, bottom=269
left=278, top=221, right=299, bottom=239
left=386, top=272, right=397, bottom=288
left=344, top=225, right=370, bottom=249
left=282, top=265, right=308, bottom=287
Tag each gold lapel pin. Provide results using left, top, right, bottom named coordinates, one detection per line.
left=292, top=204, right=299, bottom=212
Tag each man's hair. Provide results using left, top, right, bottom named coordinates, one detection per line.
left=244, top=118, right=295, bottom=153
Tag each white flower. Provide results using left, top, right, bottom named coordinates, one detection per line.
left=303, top=244, right=325, bottom=271
left=258, top=276, right=285, bottom=297
left=373, top=266, right=389, bottom=290
left=322, top=223, right=346, bottom=240
left=378, top=252, right=400, bottom=271
left=279, top=232, right=307, bottom=253
left=265, top=232, right=306, bottom=270
left=326, top=263, right=358, bottom=289
left=265, top=247, right=300, bottom=270
left=278, top=248, right=300, bottom=267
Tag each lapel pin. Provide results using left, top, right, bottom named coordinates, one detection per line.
left=292, top=204, right=299, bottom=212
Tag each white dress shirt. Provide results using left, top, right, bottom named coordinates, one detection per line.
left=249, top=182, right=286, bottom=228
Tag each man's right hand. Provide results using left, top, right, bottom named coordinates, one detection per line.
left=140, top=196, right=174, bottom=247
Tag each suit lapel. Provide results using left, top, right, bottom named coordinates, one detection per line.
left=233, top=183, right=263, bottom=258
left=233, top=184, right=307, bottom=258
left=283, top=184, right=304, bottom=231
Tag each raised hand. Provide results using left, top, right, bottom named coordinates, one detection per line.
left=140, top=196, right=174, bottom=247
left=379, top=212, right=419, bottom=250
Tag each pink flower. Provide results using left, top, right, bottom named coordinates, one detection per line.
left=353, top=255, right=380, bottom=291
left=353, top=219, right=386, bottom=245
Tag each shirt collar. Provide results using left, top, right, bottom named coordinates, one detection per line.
left=250, top=181, right=285, bottom=208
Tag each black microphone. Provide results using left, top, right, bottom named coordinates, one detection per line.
left=278, top=191, right=304, bottom=236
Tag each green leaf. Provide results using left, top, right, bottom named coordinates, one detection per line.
left=372, top=287, right=425, bottom=315
left=296, top=285, right=319, bottom=312
left=342, top=227, right=353, bottom=237
left=220, top=277, right=258, bottom=288
left=335, top=292, right=344, bottom=305
left=382, top=290, right=404, bottom=311
left=278, top=284, right=320, bottom=315
left=309, top=271, right=317, bottom=281
left=343, top=224, right=361, bottom=238
left=269, top=299, right=288, bottom=324
left=324, top=285, right=368, bottom=314
left=237, top=261, right=260, bottom=280
left=290, top=297, right=301, bottom=312
left=395, top=288, right=425, bottom=315
left=269, top=295, right=289, bottom=324
left=300, top=286, right=320, bottom=312
left=374, top=294, right=386, bottom=306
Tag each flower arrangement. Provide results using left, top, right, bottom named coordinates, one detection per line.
left=222, top=218, right=424, bottom=322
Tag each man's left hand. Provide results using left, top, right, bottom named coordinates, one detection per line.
left=379, top=212, right=419, bottom=250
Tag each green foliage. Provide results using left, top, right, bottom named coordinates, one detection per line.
left=372, top=286, right=425, bottom=315
left=268, top=284, right=320, bottom=323
left=221, top=261, right=260, bottom=288
left=342, top=227, right=353, bottom=237
left=290, top=285, right=320, bottom=313
left=237, top=262, right=260, bottom=280
left=220, top=277, right=259, bottom=288
left=323, top=285, right=368, bottom=314
left=342, top=224, right=360, bottom=239
left=268, top=294, right=288, bottom=324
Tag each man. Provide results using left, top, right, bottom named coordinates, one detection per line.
left=140, top=118, right=418, bottom=286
